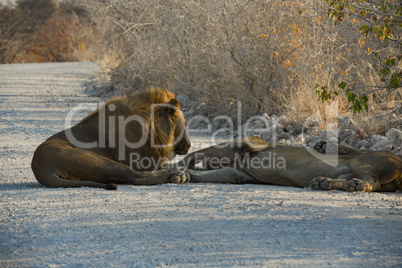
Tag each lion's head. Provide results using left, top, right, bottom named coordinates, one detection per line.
left=96, top=87, right=191, bottom=170
left=149, top=95, right=191, bottom=159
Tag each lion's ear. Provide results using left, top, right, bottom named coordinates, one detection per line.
left=166, top=99, right=180, bottom=114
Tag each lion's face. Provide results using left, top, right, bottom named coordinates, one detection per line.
left=173, top=118, right=191, bottom=156
left=168, top=99, right=191, bottom=156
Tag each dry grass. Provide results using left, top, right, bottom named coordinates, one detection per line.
left=89, top=0, right=401, bottom=134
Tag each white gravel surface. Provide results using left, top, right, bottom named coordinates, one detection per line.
left=1, top=62, right=401, bottom=267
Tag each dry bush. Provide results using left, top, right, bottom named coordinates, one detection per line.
left=0, top=1, right=52, bottom=63
left=0, top=0, right=99, bottom=63
left=91, top=0, right=400, bottom=133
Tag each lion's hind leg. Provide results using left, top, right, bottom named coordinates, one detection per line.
left=32, top=153, right=121, bottom=190
left=310, top=176, right=381, bottom=192
left=32, top=142, right=147, bottom=189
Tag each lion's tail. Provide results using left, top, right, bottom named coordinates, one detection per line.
left=40, top=173, right=118, bottom=190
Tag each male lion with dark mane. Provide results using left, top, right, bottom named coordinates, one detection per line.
left=179, top=136, right=402, bottom=192
left=32, top=88, right=191, bottom=190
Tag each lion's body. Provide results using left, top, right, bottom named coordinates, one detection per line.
left=181, top=137, right=402, bottom=192
left=31, top=88, right=191, bottom=190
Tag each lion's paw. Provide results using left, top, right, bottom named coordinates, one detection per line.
left=345, top=178, right=367, bottom=192
left=169, top=167, right=191, bottom=184
left=106, top=183, right=118, bottom=190
left=313, top=140, right=327, bottom=154
left=310, top=177, right=332, bottom=191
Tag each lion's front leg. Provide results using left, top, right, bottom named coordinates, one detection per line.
left=177, top=137, right=268, bottom=169
left=130, top=167, right=190, bottom=185
left=187, top=168, right=259, bottom=184
left=310, top=177, right=381, bottom=192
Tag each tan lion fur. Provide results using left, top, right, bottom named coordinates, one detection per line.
left=31, top=87, right=191, bottom=190
left=179, top=136, right=402, bottom=192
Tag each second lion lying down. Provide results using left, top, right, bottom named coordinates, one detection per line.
left=178, top=136, right=402, bottom=192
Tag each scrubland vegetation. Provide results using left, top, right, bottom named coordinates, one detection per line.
left=0, top=0, right=98, bottom=63
left=1, top=0, right=400, bottom=134
left=91, top=0, right=401, bottom=134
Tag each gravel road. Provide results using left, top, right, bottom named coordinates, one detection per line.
left=0, top=62, right=401, bottom=267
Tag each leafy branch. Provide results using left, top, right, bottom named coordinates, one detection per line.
left=315, top=0, right=401, bottom=113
